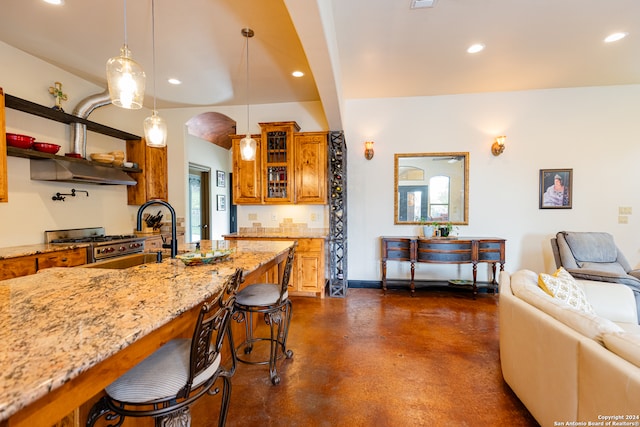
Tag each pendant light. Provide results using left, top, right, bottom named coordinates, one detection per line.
left=106, top=0, right=145, bottom=109
left=143, top=0, right=167, bottom=147
left=240, top=28, right=256, bottom=161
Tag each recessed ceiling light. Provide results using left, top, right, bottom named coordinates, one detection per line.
left=43, top=0, right=64, bottom=4
left=292, top=71, right=304, bottom=78
left=467, top=43, right=485, bottom=54
left=167, top=78, right=182, bottom=85
left=410, top=0, right=437, bottom=9
left=604, top=32, right=628, bottom=43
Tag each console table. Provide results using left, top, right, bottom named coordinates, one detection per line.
left=380, top=236, right=506, bottom=297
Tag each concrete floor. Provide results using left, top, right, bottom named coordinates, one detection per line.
left=198, top=287, right=539, bottom=426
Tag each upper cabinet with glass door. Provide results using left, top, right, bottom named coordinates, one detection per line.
left=261, top=121, right=299, bottom=204
left=394, top=152, right=469, bottom=225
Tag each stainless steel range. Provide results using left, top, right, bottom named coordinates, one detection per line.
left=45, top=227, right=145, bottom=262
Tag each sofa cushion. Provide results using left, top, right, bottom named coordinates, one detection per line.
left=538, top=268, right=595, bottom=314
left=578, top=262, right=628, bottom=276
left=562, top=232, right=617, bottom=264
left=602, top=332, right=640, bottom=368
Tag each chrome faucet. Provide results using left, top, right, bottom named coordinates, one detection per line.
left=136, top=200, right=178, bottom=258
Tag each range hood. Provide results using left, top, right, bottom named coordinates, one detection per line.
left=30, top=159, right=137, bottom=186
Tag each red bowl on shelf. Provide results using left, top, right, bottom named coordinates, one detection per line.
left=6, top=133, right=35, bottom=149
left=33, top=142, right=61, bottom=154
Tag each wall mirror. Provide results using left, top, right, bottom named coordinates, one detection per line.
left=394, top=152, right=469, bottom=225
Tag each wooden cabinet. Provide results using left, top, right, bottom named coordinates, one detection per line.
left=261, top=121, right=298, bottom=204
left=231, top=121, right=327, bottom=205
left=224, top=236, right=327, bottom=298
left=293, top=238, right=326, bottom=295
left=381, top=236, right=506, bottom=296
left=126, top=139, right=168, bottom=205
left=0, top=247, right=88, bottom=281
left=0, top=88, right=7, bottom=203
left=232, top=134, right=262, bottom=204
left=294, top=132, right=327, bottom=204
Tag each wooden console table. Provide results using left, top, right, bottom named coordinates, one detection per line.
left=380, top=236, right=506, bottom=297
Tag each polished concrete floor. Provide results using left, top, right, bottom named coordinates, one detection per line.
left=203, top=287, right=539, bottom=426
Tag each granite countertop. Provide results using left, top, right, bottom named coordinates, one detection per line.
left=0, top=239, right=293, bottom=422
left=0, top=243, right=90, bottom=260
left=224, top=229, right=329, bottom=239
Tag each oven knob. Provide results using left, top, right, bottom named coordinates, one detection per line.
left=119, top=246, right=126, bottom=252
left=107, top=247, right=115, bottom=253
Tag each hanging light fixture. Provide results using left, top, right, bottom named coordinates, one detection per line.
left=106, top=0, right=145, bottom=109
left=240, top=28, right=256, bottom=161
left=143, top=0, right=167, bottom=147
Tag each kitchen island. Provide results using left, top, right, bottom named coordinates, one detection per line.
left=0, top=239, right=293, bottom=427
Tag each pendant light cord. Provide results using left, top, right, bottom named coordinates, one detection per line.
left=123, top=0, right=128, bottom=46
left=151, top=0, right=157, bottom=114
left=245, top=29, right=250, bottom=134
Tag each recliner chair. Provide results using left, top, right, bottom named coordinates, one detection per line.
left=551, top=231, right=640, bottom=320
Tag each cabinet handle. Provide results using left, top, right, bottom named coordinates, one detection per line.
left=61, top=257, right=68, bottom=262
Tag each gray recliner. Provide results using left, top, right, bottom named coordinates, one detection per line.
left=551, top=231, right=640, bottom=321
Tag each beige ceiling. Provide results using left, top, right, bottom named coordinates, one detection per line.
left=0, top=0, right=638, bottom=131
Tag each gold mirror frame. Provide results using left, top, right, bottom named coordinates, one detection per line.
left=394, top=152, right=469, bottom=225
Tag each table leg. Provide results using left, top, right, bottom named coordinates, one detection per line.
left=381, top=259, right=387, bottom=294
left=472, top=262, right=478, bottom=299
left=410, top=261, right=415, bottom=296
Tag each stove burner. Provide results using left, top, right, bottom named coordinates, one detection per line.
left=51, top=234, right=137, bottom=244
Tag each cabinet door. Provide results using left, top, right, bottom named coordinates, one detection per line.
left=37, top=248, right=88, bottom=269
left=232, top=136, right=262, bottom=204
left=294, top=132, right=327, bottom=204
left=126, top=139, right=168, bottom=205
left=0, top=256, right=37, bottom=280
left=294, top=239, right=326, bottom=294
left=261, top=122, right=298, bottom=204
left=0, top=88, right=8, bottom=203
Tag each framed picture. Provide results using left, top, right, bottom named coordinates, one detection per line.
left=217, top=194, right=226, bottom=211
left=216, top=170, right=225, bottom=188
left=539, top=168, right=572, bottom=209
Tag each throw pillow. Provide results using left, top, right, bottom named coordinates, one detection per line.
left=538, top=268, right=595, bottom=314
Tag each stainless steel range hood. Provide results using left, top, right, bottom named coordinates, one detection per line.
left=30, top=159, right=137, bottom=186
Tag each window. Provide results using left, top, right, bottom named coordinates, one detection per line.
left=429, top=176, right=450, bottom=220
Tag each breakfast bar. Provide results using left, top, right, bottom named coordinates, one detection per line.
left=0, top=239, right=293, bottom=427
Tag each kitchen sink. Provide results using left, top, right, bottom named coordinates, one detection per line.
left=84, top=253, right=161, bottom=269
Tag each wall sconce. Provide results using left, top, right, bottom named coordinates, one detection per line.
left=364, top=141, right=374, bottom=160
left=491, top=135, right=506, bottom=156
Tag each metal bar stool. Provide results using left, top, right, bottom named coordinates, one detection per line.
left=233, top=243, right=296, bottom=385
left=86, top=268, right=243, bottom=427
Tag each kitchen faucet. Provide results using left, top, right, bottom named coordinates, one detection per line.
left=136, top=200, right=178, bottom=258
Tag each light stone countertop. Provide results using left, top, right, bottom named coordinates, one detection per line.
left=0, top=243, right=90, bottom=260
left=0, top=239, right=293, bottom=422
left=223, top=230, right=329, bottom=239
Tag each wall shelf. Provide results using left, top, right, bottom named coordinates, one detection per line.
left=5, top=93, right=141, bottom=141
left=6, top=146, right=142, bottom=173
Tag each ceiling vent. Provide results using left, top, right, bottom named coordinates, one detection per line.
left=410, top=0, right=437, bottom=9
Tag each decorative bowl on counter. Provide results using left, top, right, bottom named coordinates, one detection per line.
left=33, top=142, right=61, bottom=154
left=176, top=249, right=235, bottom=266
left=6, top=133, right=35, bottom=149
left=90, top=153, right=115, bottom=164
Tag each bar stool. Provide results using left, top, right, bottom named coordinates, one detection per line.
left=86, top=268, right=243, bottom=427
left=233, top=243, right=296, bottom=385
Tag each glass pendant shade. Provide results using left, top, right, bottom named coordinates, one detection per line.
left=144, top=113, right=167, bottom=147
left=106, top=45, right=145, bottom=109
left=240, top=134, right=256, bottom=161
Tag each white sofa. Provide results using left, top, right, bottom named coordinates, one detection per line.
left=499, top=269, right=640, bottom=427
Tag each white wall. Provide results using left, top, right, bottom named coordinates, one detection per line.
left=344, top=85, right=640, bottom=282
